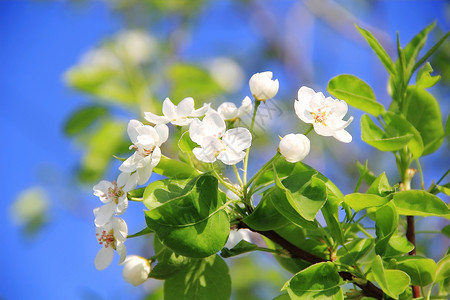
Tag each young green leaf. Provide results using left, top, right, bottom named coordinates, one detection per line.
left=394, top=256, right=436, bottom=286
left=144, top=175, right=230, bottom=258
left=393, top=190, right=450, bottom=218
left=150, top=237, right=191, bottom=280
left=220, top=240, right=259, bottom=258
left=375, top=202, right=399, bottom=255
left=344, top=193, right=389, bottom=212
left=356, top=160, right=377, bottom=186
left=355, top=24, right=396, bottom=75
left=384, top=234, right=414, bottom=257
left=370, top=255, right=410, bottom=299
left=416, top=62, right=441, bottom=88
left=153, top=155, right=201, bottom=179
left=366, top=172, right=393, bottom=196
left=282, top=262, right=343, bottom=299
left=435, top=254, right=450, bottom=283
left=361, top=114, right=413, bottom=152
left=404, top=21, right=436, bottom=71
left=164, top=255, right=231, bottom=300
left=64, top=105, right=109, bottom=136
left=327, top=74, right=384, bottom=116
left=336, top=238, right=374, bottom=266
left=403, top=86, right=444, bottom=156
left=412, top=31, right=450, bottom=74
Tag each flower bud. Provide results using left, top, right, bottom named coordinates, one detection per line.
left=249, top=71, right=279, bottom=101
left=122, top=255, right=151, bottom=286
left=278, top=133, right=310, bottom=163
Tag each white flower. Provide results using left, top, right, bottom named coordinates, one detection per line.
left=119, top=120, right=169, bottom=185
left=144, top=97, right=210, bottom=126
left=207, top=57, right=244, bottom=92
left=249, top=71, right=279, bottom=101
left=121, top=255, right=151, bottom=286
left=93, top=172, right=138, bottom=227
left=217, top=96, right=253, bottom=121
left=279, top=133, right=310, bottom=163
left=189, top=111, right=252, bottom=165
left=115, top=30, right=156, bottom=64
left=94, top=217, right=127, bottom=270
left=80, top=48, right=120, bottom=70
left=225, top=229, right=252, bottom=249
left=294, top=86, right=353, bottom=143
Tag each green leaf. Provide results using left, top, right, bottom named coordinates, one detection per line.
left=356, top=160, right=377, bottom=186
left=164, top=255, right=231, bottom=300
left=442, top=225, right=450, bottom=238
left=127, top=227, right=153, bottom=238
left=437, top=184, right=450, bottom=196
left=384, top=234, right=414, bottom=257
left=403, top=86, right=444, bottom=155
left=144, top=175, right=230, bottom=258
left=395, top=256, right=436, bottom=286
left=366, top=172, right=393, bottom=196
left=361, top=114, right=414, bottom=152
left=243, top=189, right=290, bottom=231
left=393, top=190, right=450, bottom=218
left=355, top=24, right=396, bottom=75
left=64, top=106, right=109, bottom=136
left=412, top=31, right=450, bottom=74
left=275, top=168, right=328, bottom=221
left=344, top=193, right=389, bottom=212
left=178, top=131, right=197, bottom=154
left=283, top=262, right=343, bottom=300
left=327, top=74, right=384, bottom=116
left=382, top=111, right=424, bottom=158
left=167, top=63, right=224, bottom=102
left=416, top=62, right=441, bottom=88
left=337, top=238, right=374, bottom=265
left=79, top=120, right=126, bottom=182
left=220, top=240, right=259, bottom=258
left=370, top=255, right=410, bottom=299
left=375, top=202, right=399, bottom=256
left=150, top=237, right=191, bottom=280
left=127, top=187, right=145, bottom=200
left=404, top=21, right=436, bottom=71
left=153, top=155, right=201, bottom=179
left=435, top=254, right=450, bottom=282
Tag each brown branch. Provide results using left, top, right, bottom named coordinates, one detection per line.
left=406, top=215, right=420, bottom=298
left=240, top=222, right=384, bottom=299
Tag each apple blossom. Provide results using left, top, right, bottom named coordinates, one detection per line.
left=249, top=71, right=279, bottom=101
left=121, top=255, right=151, bottom=286
left=278, top=133, right=310, bottom=163
left=294, top=86, right=353, bottom=143
left=94, top=217, right=128, bottom=270
left=93, top=172, right=138, bottom=227
left=119, top=120, right=169, bottom=185
left=217, top=96, right=253, bottom=121
left=144, top=97, right=210, bottom=126
left=189, top=111, right=252, bottom=165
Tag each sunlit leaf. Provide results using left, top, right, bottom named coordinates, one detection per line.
left=153, top=155, right=201, bottom=179
left=164, top=255, right=231, bottom=300
left=393, top=190, right=450, bottom=218
left=416, top=62, right=441, bottom=88
left=395, top=256, right=436, bottom=286
left=282, top=262, right=343, bottom=299
left=375, top=202, right=398, bottom=255
left=370, top=255, right=410, bottom=299
left=220, top=240, right=259, bottom=258
left=344, top=193, right=389, bottom=212
left=64, top=105, right=109, bottom=136
left=328, top=74, right=384, bottom=116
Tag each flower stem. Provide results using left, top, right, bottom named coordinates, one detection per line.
left=232, top=165, right=243, bottom=186
left=243, top=100, right=261, bottom=185
left=303, top=124, right=313, bottom=135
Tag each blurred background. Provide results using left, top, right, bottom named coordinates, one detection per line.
left=1, top=0, right=449, bottom=299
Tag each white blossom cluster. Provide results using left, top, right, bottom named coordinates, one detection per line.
left=92, top=70, right=353, bottom=285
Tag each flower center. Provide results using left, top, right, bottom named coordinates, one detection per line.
left=97, top=229, right=115, bottom=249
left=107, top=181, right=124, bottom=204
left=312, top=106, right=330, bottom=124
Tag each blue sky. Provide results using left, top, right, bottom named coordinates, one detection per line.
left=1, top=1, right=448, bottom=299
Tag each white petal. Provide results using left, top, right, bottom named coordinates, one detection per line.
left=94, top=203, right=116, bottom=227
left=176, top=97, right=195, bottom=117
left=143, top=111, right=170, bottom=125
left=297, top=86, right=316, bottom=104
left=279, top=134, right=310, bottom=163
left=217, top=149, right=246, bottom=165
left=154, top=124, right=169, bottom=145
left=193, top=147, right=217, bottom=163
left=218, top=102, right=238, bottom=120
left=222, top=128, right=252, bottom=152
left=331, top=99, right=348, bottom=118
left=162, top=98, right=177, bottom=120
left=119, top=153, right=139, bottom=173
left=95, top=247, right=114, bottom=270
left=120, top=172, right=138, bottom=192
left=113, top=217, right=128, bottom=242
left=150, top=147, right=161, bottom=168
left=333, top=129, right=352, bottom=143
left=236, top=96, right=253, bottom=118
left=171, top=117, right=192, bottom=126
left=313, top=123, right=334, bottom=137
left=93, top=180, right=113, bottom=203
left=137, top=164, right=153, bottom=185
left=116, top=242, right=127, bottom=265
left=115, top=195, right=128, bottom=215
left=294, top=100, right=314, bottom=124
left=191, top=103, right=211, bottom=117
left=189, top=111, right=226, bottom=144
left=127, top=120, right=143, bottom=145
